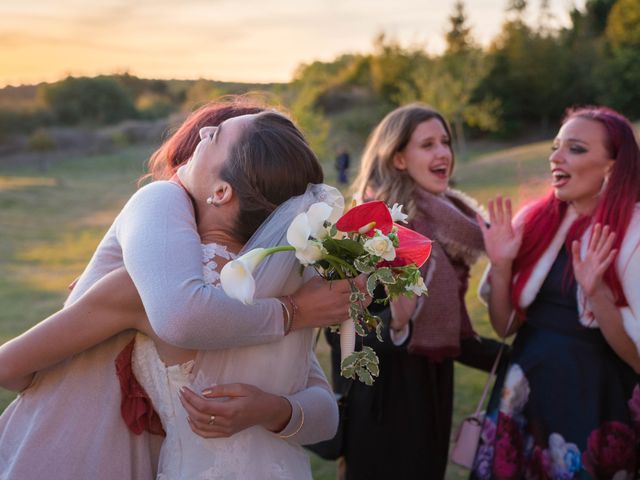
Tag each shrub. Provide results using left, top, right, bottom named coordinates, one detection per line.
left=29, top=128, right=55, bottom=152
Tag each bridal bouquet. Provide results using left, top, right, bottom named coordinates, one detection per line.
left=220, top=199, right=432, bottom=385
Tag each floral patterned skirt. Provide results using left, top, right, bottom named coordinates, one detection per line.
left=471, top=252, right=640, bottom=479
left=471, top=320, right=640, bottom=480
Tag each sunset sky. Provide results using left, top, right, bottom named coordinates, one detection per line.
left=0, top=0, right=585, bottom=87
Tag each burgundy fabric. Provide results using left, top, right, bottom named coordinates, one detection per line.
left=115, top=339, right=165, bottom=437
left=407, top=188, right=485, bottom=361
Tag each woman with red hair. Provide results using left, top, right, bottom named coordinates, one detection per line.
left=471, top=106, right=640, bottom=479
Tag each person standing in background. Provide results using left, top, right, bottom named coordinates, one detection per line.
left=328, top=103, right=501, bottom=480
left=335, top=148, right=351, bottom=185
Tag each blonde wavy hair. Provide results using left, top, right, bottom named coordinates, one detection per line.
left=351, top=104, right=455, bottom=218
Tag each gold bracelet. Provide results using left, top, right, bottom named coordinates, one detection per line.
left=278, top=400, right=304, bottom=439
left=279, top=299, right=292, bottom=335
left=283, top=295, right=298, bottom=335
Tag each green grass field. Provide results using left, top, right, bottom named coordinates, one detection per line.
left=0, top=140, right=552, bottom=478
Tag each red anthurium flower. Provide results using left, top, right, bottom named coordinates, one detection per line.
left=336, top=201, right=393, bottom=237
left=379, top=224, right=432, bottom=268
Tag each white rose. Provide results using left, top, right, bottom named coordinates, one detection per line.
left=364, top=232, right=396, bottom=261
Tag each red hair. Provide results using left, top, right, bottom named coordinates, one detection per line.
left=512, top=106, right=640, bottom=309
left=142, top=99, right=266, bottom=182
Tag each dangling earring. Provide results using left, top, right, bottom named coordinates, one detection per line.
left=206, top=196, right=219, bottom=207
left=594, top=175, right=609, bottom=198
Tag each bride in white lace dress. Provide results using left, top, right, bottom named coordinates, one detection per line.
left=133, top=240, right=314, bottom=479
left=130, top=113, right=342, bottom=479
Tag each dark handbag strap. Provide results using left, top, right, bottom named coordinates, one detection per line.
left=313, top=327, right=323, bottom=349
left=472, top=311, right=515, bottom=417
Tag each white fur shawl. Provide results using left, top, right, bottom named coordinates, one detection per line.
left=479, top=203, right=640, bottom=353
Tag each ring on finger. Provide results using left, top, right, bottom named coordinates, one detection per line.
left=208, top=414, right=216, bottom=426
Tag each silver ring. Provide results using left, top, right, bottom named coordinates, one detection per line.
left=208, top=414, right=216, bottom=426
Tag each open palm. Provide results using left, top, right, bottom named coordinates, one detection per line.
left=572, top=223, right=617, bottom=298
left=477, top=196, right=523, bottom=267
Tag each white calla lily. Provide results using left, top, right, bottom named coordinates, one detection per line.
left=220, top=245, right=297, bottom=304
left=295, top=240, right=326, bottom=266
left=286, top=205, right=331, bottom=264
left=220, top=248, right=268, bottom=304
left=286, top=213, right=312, bottom=249
left=306, top=202, right=333, bottom=239
left=390, top=203, right=408, bottom=223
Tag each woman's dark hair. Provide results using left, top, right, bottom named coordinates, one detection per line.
left=221, top=111, right=324, bottom=242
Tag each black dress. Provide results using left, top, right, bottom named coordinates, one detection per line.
left=326, top=277, right=502, bottom=480
left=471, top=248, right=640, bottom=480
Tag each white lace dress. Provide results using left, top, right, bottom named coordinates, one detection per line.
left=132, top=243, right=313, bottom=480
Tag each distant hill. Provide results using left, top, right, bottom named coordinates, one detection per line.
left=0, top=75, right=287, bottom=111
left=0, top=84, right=43, bottom=109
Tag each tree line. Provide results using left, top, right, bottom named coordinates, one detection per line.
left=0, top=0, right=638, bottom=152
left=293, top=0, right=640, bottom=151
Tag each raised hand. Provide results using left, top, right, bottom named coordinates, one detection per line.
left=477, top=196, right=523, bottom=268
left=571, top=223, right=617, bottom=298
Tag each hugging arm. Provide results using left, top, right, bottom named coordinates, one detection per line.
left=116, top=181, right=286, bottom=349
left=0, top=181, right=286, bottom=391
left=0, top=268, right=145, bottom=391
left=117, top=182, right=354, bottom=349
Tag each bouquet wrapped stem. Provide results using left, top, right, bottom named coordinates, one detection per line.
left=339, top=319, right=356, bottom=364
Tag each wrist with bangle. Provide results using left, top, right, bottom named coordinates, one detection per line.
left=279, top=295, right=299, bottom=336
left=277, top=400, right=304, bottom=439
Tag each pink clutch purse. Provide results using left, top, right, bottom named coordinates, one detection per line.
left=450, top=312, right=514, bottom=469
left=450, top=414, right=483, bottom=468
